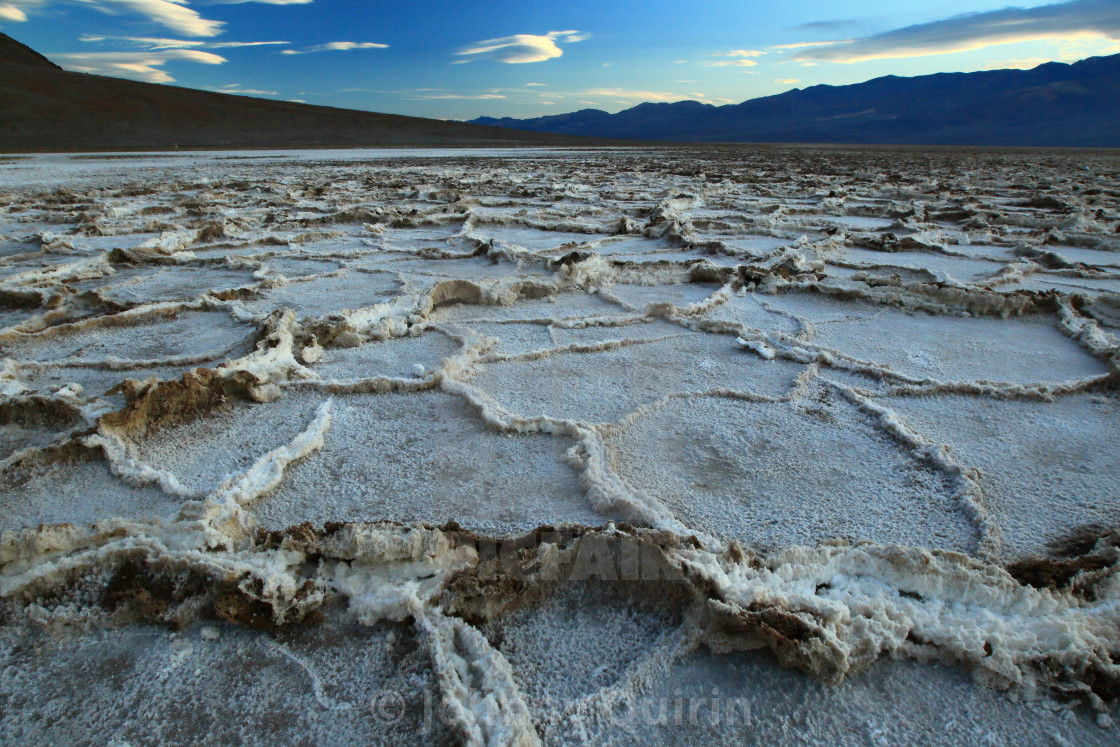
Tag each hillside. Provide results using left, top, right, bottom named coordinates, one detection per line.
left=0, top=32, right=597, bottom=152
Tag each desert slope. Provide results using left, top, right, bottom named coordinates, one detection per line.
left=0, top=32, right=598, bottom=152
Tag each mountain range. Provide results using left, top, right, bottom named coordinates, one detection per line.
left=4, top=29, right=1117, bottom=152
left=0, top=32, right=595, bottom=152
left=470, top=55, right=1120, bottom=147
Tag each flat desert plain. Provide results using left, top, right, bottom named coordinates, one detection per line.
left=1, top=146, right=1119, bottom=745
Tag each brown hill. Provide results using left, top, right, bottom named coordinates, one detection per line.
left=0, top=31, right=59, bottom=69
left=0, top=32, right=599, bottom=152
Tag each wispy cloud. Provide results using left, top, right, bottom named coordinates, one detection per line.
left=702, top=49, right=763, bottom=67
left=984, top=35, right=1120, bottom=68
left=792, top=0, right=1120, bottom=63
left=0, top=0, right=308, bottom=36
left=84, top=0, right=226, bottom=37
left=772, top=78, right=801, bottom=84
left=456, top=86, right=731, bottom=110
left=772, top=39, right=849, bottom=50
left=984, top=57, right=1053, bottom=69
left=577, top=88, right=731, bottom=104
left=205, top=82, right=277, bottom=95
left=707, top=49, right=764, bottom=58
left=456, top=30, right=587, bottom=64
left=795, top=19, right=858, bottom=32
left=79, top=33, right=289, bottom=50
left=53, top=49, right=225, bottom=83
left=281, top=41, right=388, bottom=55
left=417, top=93, right=507, bottom=100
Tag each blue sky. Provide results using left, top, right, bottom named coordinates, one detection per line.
left=2, top=0, right=1119, bottom=119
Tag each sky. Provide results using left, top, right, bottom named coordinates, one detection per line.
left=2, top=0, right=1119, bottom=120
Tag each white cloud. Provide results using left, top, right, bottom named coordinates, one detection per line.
left=79, top=33, right=288, bottom=49
left=773, top=78, right=801, bottom=84
left=983, top=35, right=1120, bottom=68
left=792, top=0, right=1120, bottom=63
left=0, top=0, right=43, bottom=24
left=984, top=57, right=1052, bottom=70
left=565, top=33, right=590, bottom=43
left=282, top=41, right=388, bottom=54
left=54, top=48, right=224, bottom=82
left=206, top=82, right=277, bottom=95
left=201, top=39, right=287, bottom=48
left=456, top=30, right=586, bottom=64
left=708, top=49, right=764, bottom=58
left=579, top=88, right=682, bottom=102
left=0, top=3, right=28, bottom=21
left=1051, top=34, right=1120, bottom=57
left=315, top=41, right=387, bottom=51
left=701, top=49, right=764, bottom=67
left=3, top=0, right=309, bottom=35
left=772, top=40, right=848, bottom=50
left=577, top=88, right=731, bottom=104
left=525, top=82, right=546, bottom=86
left=81, top=34, right=204, bottom=49
left=418, top=93, right=506, bottom=100
left=84, top=0, right=225, bottom=37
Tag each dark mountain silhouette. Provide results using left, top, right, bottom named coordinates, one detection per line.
left=470, top=55, right=1120, bottom=147
left=0, top=32, right=603, bottom=152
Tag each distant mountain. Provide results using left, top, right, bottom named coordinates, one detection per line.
left=471, top=55, right=1120, bottom=147
left=0, top=32, right=602, bottom=152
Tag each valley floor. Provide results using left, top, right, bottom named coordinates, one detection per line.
left=1, top=145, right=1118, bottom=745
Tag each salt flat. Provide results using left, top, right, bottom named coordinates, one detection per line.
left=1, top=146, right=1118, bottom=745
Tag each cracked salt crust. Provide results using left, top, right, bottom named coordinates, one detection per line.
left=311, top=327, right=460, bottom=382
left=883, top=392, right=1120, bottom=560
left=1, top=146, right=1118, bottom=745
left=238, top=271, right=402, bottom=320
left=0, top=449, right=182, bottom=531
left=75, top=265, right=260, bottom=305
left=254, top=391, right=596, bottom=533
left=467, top=333, right=805, bottom=424
left=0, top=309, right=258, bottom=364
left=607, top=392, right=976, bottom=552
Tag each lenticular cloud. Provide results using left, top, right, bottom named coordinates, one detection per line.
left=457, top=30, right=588, bottom=63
